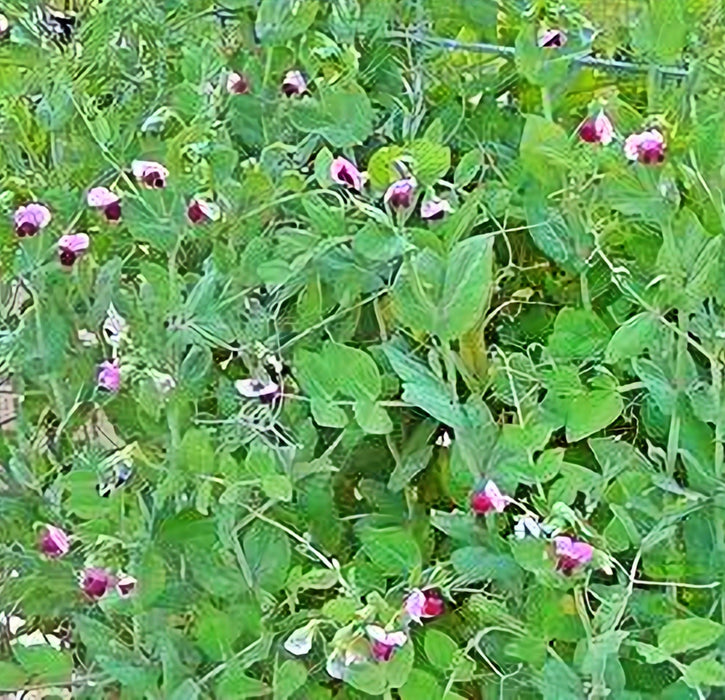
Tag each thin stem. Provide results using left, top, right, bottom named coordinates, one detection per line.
left=580, top=271, right=592, bottom=311
left=666, top=309, right=688, bottom=476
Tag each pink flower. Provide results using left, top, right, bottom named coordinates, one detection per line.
left=39, top=525, right=69, bottom=558
left=624, top=129, right=665, bottom=164
left=470, top=480, right=510, bottom=515
left=554, top=536, right=593, bottom=574
left=366, top=626, right=407, bottom=662
left=132, top=160, right=169, bottom=188
left=187, top=198, right=220, bottom=224
left=97, top=359, right=121, bottom=392
left=87, top=186, right=121, bottom=222
left=538, top=29, right=567, bottom=48
left=404, top=588, right=445, bottom=623
left=14, top=203, right=51, bottom=237
left=116, top=573, right=137, bottom=598
left=421, top=197, right=453, bottom=220
left=384, top=178, right=416, bottom=210
left=579, top=112, right=614, bottom=146
left=282, top=70, right=307, bottom=96
left=330, top=157, right=363, bottom=191
left=58, top=233, right=89, bottom=267
left=81, top=567, right=115, bottom=600
left=226, top=71, right=250, bottom=95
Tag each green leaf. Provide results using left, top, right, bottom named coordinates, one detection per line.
left=606, top=312, right=661, bottom=363
left=256, top=0, right=320, bottom=45
left=454, top=149, right=483, bottom=187
left=178, top=428, right=215, bottom=475
left=0, top=661, right=27, bottom=692
left=310, top=398, right=349, bottom=428
left=683, top=657, right=725, bottom=688
left=408, top=139, right=451, bottom=186
left=451, top=547, right=520, bottom=586
left=261, top=474, right=293, bottom=502
left=216, top=660, right=271, bottom=699
left=368, top=145, right=406, bottom=190
left=659, top=618, right=725, bottom=655
left=14, top=646, right=72, bottom=684
left=274, top=660, right=308, bottom=700
left=388, top=444, right=434, bottom=492
left=360, top=526, right=422, bottom=575
left=195, top=604, right=239, bottom=662
left=385, top=640, right=414, bottom=688
left=347, top=662, right=387, bottom=695
left=424, top=629, right=458, bottom=670
left=400, top=669, right=442, bottom=700
left=520, top=115, right=571, bottom=185
left=243, top=522, right=291, bottom=592
left=548, top=308, right=611, bottom=362
left=354, top=399, right=393, bottom=434
left=541, top=656, right=583, bottom=700
left=566, top=385, right=624, bottom=442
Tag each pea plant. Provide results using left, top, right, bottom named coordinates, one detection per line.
left=1, top=1, right=725, bottom=699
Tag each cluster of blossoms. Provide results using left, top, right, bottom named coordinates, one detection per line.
left=38, top=524, right=135, bottom=601
left=470, top=480, right=594, bottom=572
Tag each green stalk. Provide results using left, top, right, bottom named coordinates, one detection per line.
left=666, top=309, right=688, bottom=476
left=712, top=352, right=725, bottom=622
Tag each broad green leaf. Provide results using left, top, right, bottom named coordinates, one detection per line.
left=566, top=386, right=624, bottom=442
left=14, top=646, right=72, bottom=684
left=243, top=522, right=291, bottom=592
left=454, top=149, right=483, bottom=187
left=451, top=547, right=520, bottom=586
left=548, top=308, right=611, bottom=362
left=178, top=428, right=215, bottom=475
left=683, top=657, right=725, bottom=688
left=347, top=662, right=387, bottom=695
left=274, top=660, right=308, bottom=700
left=606, top=313, right=661, bottom=363
left=216, top=660, right=271, bottom=699
left=310, top=398, right=349, bottom=428
left=0, top=662, right=27, bottom=691
left=388, top=444, right=434, bottom=492
left=520, top=115, right=570, bottom=185
left=256, top=0, right=320, bottom=45
left=354, top=399, right=393, bottom=434
left=360, top=526, right=422, bottom=575
left=261, top=474, right=293, bottom=502
left=400, top=669, right=442, bottom=700
left=424, top=629, right=458, bottom=670
left=408, top=139, right=451, bottom=186
left=659, top=618, right=725, bottom=655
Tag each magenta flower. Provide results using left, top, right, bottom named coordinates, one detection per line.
left=538, top=29, right=567, bottom=48
left=87, top=186, right=121, bottom=222
left=624, top=129, right=665, bottom=164
left=330, top=157, right=364, bottom=191
left=420, top=197, right=453, bottom=220
left=115, top=573, right=137, bottom=598
left=366, top=626, right=407, bottom=662
left=187, top=198, right=220, bottom=224
left=384, top=178, right=416, bottom=210
left=471, top=480, right=510, bottom=515
left=97, top=359, right=121, bottom=392
left=58, top=233, right=89, bottom=267
left=132, top=160, right=169, bottom=188
left=226, top=71, right=250, bottom=95
left=554, top=536, right=593, bottom=574
left=579, top=112, right=614, bottom=146
left=404, top=588, right=445, bottom=624
left=81, top=567, right=115, bottom=600
left=39, top=525, right=70, bottom=558
left=14, top=203, right=51, bottom=237
left=282, top=70, right=307, bottom=97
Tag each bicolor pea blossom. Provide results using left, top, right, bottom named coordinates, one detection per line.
left=235, top=378, right=280, bottom=404
left=366, top=626, right=407, bottom=662
left=97, top=359, right=121, bottom=392
left=538, top=29, right=567, bottom=48
left=187, top=198, right=220, bottom=224
left=81, top=567, right=115, bottom=600
left=282, top=70, right=307, bottom=97
left=0, top=14, right=9, bottom=38
left=39, top=525, right=70, bottom=558
left=471, top=480, right=510, bottom=515
left=132, top=160, right=169, bottom=188
left=624, top=129, right=666, bottom=164
left=226, top=71, right=250, bottom=95
left=87, top=186, right=121, bottom=222
left=404, top=588, right=445, bottom=624
left=421, top=197, right=453, bottom=220
left=14, top=203, right=51, bottom=237
left=330, top=157, right=364, bottom=191
left=384, top=178, right=416, bottom=210
left=284, top=621, right=317, bottom=656
left=116, top=574, right=137, bottom=598
left=579, top=112, right=614, bottom=146
left=554, top=535, right=593, bottom=574
left=103, top=302, right=127, bottom=347
left=58, top=233, right=89, bottom=267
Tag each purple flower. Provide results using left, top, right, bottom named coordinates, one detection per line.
left=115, top=573, right=137, bottom=598
left=187, top=198, right=220, bottom=224
left=554, top=535, right=593, bottom=574
left=132, top=160, right=169, bottom=189
left=282, top=70, right=307, bottom=97
left=404, top=588, right=445, bottom=624
left=330, top=157, right=364, bottom=191
left=420, top=197, right=453, bottom=220
left=81, top=567, right=115, bottom=600
left=87, top=187, right=121, bottom=222
left=366, top=626, right=407, bottom=662
left=226, top=71, right=251, bottom=95
left=97, top=359, right=121, bottom=392
left=384, top=178, right=416, bottom=210
left=58, top=233, right=89, bottom=267
left=471, top=480, right=510, bottom=515
left=39, top=525, right=70, bottom=558
left=14, top=203, right=51, bottom=237
left=538, top=29, right=567, bottom=48
left=579, top=112, right=614, bottom=146
left=624, top=129, right=665, bottom=164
